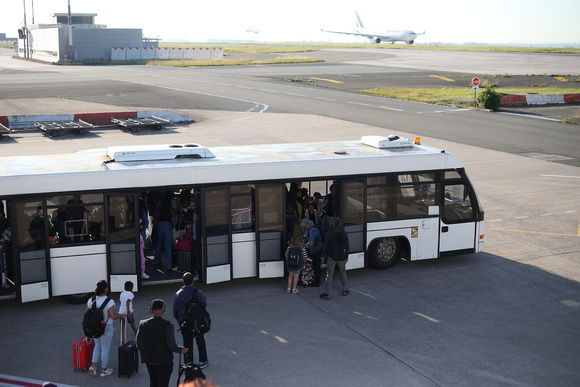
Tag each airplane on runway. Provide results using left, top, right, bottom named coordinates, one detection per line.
left=321, top=10, right=424, bottom=44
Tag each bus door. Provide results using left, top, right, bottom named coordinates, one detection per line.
left=202, top=187, right=232, bottom=284
left=12, top=199, right=50, bottom=303
left=255, top=184, right=285, bottom=279
left=106, top=194, right=139, bottom=293
left=341, top=180, right=365, bottom=269
left=440, top=178, right=477, bottom=255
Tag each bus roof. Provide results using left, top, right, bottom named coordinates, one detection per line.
left=0, top=136, right=462, bottom=197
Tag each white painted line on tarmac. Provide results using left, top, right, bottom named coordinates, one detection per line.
left=379, top=106, right=403, bottom=112
left=561, top=300, right=580, bottom=308
left=354, top=311, right=379, bottom=320
left=489, top=219, right=503, bottom=222
left=233, top=116, right=254, bottom=122
left=346, top=101, right=369, bottom=106
left=541, top=174, right=580, bottom=179
left=540, top=213, right=555, bottom=216
left=315, top=97, right=336, bottom=101
left=286, top=93, right=305, bottom=97
left=412, top=312, right=440, bottom=323
left=565, top=210, right=578, bottom=213
left=216, top=83, right=230, bottom=86
left=350, top=289, right=376, bottom=299
left=515, top=216, right=529, bottom=219
left=499, top=112, right=560, bottom=121
left=237, top=86, right=253, bottom=89
left=260, top=89, right=278, bottom=93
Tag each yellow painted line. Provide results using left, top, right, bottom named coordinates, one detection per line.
left=488, top=228, right=579, bottom=237
left=429, top=75, right=455, bottom=82
left=310, top=77, right=343, bottom=84
left=554, top=76, right=568, bottom=82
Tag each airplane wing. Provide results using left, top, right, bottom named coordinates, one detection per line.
left=320, top=28, right=391, bottom=40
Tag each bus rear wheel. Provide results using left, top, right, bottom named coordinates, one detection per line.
left=370, top=237, right=400, bottom=269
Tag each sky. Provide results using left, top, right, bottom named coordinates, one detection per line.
left=1, top=0, right=579, bottom=46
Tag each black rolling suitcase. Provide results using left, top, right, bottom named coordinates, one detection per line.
left=177, top=250, right=192, bottom=272
left=118, top=320, right=139, bottom=378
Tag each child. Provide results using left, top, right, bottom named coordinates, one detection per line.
left=119, top=281, right=137, bottom=342
left=285, top=235, right=308, bottom=294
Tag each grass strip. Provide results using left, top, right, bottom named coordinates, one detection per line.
left=358, top=87, right=580, bottom=105
left=146, top=57, right=324, bottom=67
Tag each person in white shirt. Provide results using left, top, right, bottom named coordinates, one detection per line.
left=119, top=281, right=137, bottom=342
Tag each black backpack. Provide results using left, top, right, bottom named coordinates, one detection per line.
left=178, top=353, right=205, bottom=385
left=82, top=296, right=111, bottom=338
left=332, top=231, right=348, bottom=261
left=181, top=289, right=211, bottom=337
left=286, top=246, right=302, bottom=270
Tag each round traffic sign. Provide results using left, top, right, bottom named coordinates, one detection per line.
left=472, top=77, right=480, bottom=86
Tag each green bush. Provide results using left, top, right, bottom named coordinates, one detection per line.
left=477, top=86, right=503, bottom=111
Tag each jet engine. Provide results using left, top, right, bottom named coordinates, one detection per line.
left=371, top=36, right=381, bottom=44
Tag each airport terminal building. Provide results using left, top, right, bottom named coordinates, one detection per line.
left=17, top=13, right=145, bottom=63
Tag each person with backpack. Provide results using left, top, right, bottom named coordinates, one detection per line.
left=85, top=279, right=126, bottom=377
left=301, top=218, right=323, bottom=287
left=319, top=217, right=350, bottom=300
left=173, top=272, right=210, bottom=369
left=285, top=235, right=308, bottom=294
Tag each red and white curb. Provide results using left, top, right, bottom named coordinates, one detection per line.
left=501, top=93, right=580, bottom=106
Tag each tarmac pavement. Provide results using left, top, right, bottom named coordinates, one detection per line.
left=0, top=48, right=579, bottom=386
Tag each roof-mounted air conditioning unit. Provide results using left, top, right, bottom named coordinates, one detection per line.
left=361, top=135, right=414, bottom=149
left=107, top=144, right=215, bottom=162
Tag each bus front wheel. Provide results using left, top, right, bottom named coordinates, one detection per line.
left=370, top=237, right=400, bottom=269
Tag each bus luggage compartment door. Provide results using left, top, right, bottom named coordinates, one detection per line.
left=50, top=244, right=107, bottom=296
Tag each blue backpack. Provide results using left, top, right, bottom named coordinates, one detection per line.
left=286, top=246, right=302, bottom=270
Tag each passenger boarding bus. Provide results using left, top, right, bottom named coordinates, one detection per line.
left=0, top=135, right=484, bottom=303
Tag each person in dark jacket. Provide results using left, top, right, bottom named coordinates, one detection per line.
left=319, top=217, right=350, bottom=300
left=136, top=299, right=187, bottom=387
left=173, top=272, right=209, bottom=369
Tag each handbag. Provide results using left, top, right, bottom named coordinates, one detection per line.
left=175, top=230, right=194, bottom=251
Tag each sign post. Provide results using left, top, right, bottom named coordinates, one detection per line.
left=472, top=77, right=480, bottom=107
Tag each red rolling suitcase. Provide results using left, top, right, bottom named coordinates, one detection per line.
left=74, top=336, right=95, bottom=371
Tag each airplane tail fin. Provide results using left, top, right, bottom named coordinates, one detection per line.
left=355, top=10, right=365, bottom=29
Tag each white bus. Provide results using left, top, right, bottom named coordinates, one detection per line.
left=0, top=135, right=484, bottom=303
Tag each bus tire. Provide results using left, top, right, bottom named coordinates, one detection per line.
left=369, top=237, right=400, bottom=269
left=62, top=292, right=92, bottom=304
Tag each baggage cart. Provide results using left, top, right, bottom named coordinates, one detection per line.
left=111, top=116, right=170, bottom=133
left=0, top=123, right=11, bottom=139
left=35, top=120, right=94, bottom=137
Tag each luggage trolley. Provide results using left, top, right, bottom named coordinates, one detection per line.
left=111, top=116, right=170, bottom=133
left=0, top=123, right=11, bottom=139
left=35, top=120, right=94, bottom=137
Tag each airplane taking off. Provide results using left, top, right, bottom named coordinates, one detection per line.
left=321, top=10, right=424, bottom=44
left=246, top=27, right=261, bottom=34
